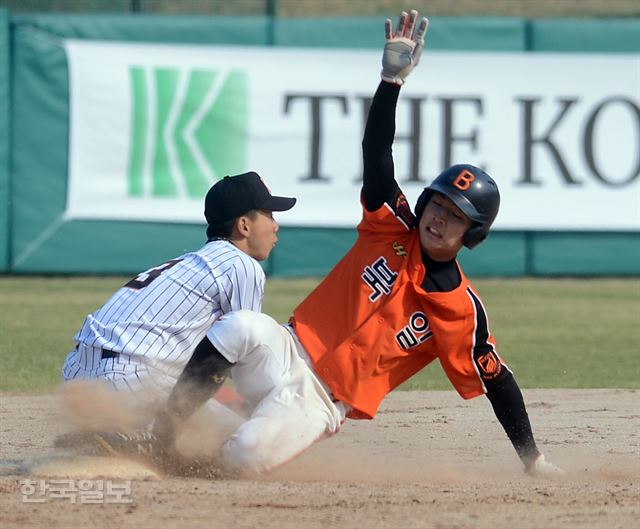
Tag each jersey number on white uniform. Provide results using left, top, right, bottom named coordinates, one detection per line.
left=124, top=259, right=183, bottom=290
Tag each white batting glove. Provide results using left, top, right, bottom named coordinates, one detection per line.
left=525, top=454, right=566, bottom=477
left=381, top=10, right=429, bottom=85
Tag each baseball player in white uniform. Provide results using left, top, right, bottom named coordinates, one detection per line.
left=59, top=171, right=295, bottom=448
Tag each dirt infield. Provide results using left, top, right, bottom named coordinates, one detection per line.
left=1, top=389, right=638, bottom=529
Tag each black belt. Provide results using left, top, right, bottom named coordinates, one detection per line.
left=101, top=349, right=120, bottom=359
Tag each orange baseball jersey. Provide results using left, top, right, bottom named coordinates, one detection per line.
left=292, top=193, right=506, bottom=420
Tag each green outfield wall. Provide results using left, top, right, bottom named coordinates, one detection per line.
left=0, top=9, right=9, bottom=272
left=3, top=14, right=640, bottom=277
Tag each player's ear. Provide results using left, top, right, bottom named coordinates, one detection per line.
left=234, top=215, right=251, bottom=238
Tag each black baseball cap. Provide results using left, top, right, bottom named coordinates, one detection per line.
left=204, top=171, right=296, bottom=226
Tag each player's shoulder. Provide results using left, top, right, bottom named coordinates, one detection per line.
left=464, top=276, right=484, bottom=295
left=360, top=194, right=416, bottom=234
left=195, top=239, right=240, bottom=260
left=389, top=189, right=416, bottom=228
left=197, top=240, right=265, bottom=278
left=460, top=275, right=491, bottom=310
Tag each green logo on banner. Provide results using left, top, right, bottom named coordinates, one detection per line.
left=127, top=67, right=247, bottom=198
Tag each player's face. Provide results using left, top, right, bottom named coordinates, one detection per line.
left=418, top=193, right=473, bottom=261
left=245, top=209, right=280, bottom=261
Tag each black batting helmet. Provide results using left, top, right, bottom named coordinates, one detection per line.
left=414, top=164, right=500, bottom=249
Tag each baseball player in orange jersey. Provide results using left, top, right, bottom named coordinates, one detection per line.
left=100, top=10, right=563, bottom=477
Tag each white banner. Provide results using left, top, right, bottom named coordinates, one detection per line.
left=65, top=40, right=640, bottom=230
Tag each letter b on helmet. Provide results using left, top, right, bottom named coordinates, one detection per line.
left=452, top=169, right=475, bottom=191
left=414, top=164, right=500, bottom=249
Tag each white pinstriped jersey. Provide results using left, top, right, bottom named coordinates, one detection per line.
left=62, top=240, right=265, bottom=386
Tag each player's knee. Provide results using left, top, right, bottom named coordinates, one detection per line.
left=216, top=310, right=278, bottom=349
left=220, top=430, right=269, bottom=474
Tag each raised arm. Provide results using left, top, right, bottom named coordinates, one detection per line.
left=362, top=10, right=429, bottom=212
left=362, top=82, right=401, bottom=211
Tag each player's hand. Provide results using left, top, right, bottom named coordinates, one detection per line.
left=525, top=454, right=566, bottom=477
left=381, top=9, right=429, bottom=85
